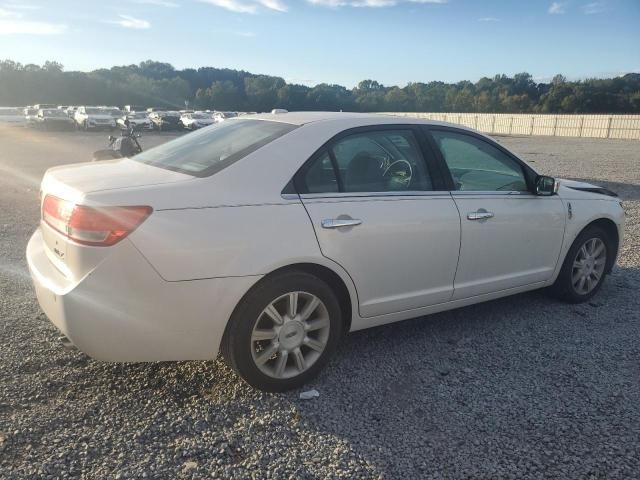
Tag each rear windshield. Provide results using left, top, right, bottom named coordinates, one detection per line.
left=134, top=119, right=296, bottom=177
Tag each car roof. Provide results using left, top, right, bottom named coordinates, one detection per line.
left=238, top=111, right=467, bottom=130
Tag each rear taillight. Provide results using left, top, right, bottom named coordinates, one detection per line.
left=42, top=195, right=152, bottom=246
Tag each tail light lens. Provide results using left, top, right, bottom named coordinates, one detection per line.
left=42, top=195, right=152, bottom=246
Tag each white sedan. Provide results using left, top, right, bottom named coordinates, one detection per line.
left=27, top=112, right=624, bottom=391
left=117, top=112, right=153, bottom=130
left=180, top=112, right=216, bottom=130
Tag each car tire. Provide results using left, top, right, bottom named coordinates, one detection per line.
left=550, top=225, right=612, bottom=303
left=221, top=271, right=343, bottom=392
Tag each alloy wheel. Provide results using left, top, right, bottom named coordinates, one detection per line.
left=571, top=237, right=607, bottom=295
left=250, top=291, right=330, bottom=379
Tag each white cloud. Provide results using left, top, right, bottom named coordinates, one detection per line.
left=307, top=0, right=446, bottom=7
left=1, top=3, right=39, bottom=11
left=548, top=2, right=566, bottom=14
left=582, top=1, right=605, bottom=14
left=0, top=5, right=65, bottom=34
left=199, top=0, right=286, bottom=13
left=0, top=7, right=21, bottom=17
left=109, top=14, right=151, bottom=29
left=0, top=19, right=66, bottom=34
left=134, top=0, right=179, bottom=6
left=478, top=16, right=499, bottom=22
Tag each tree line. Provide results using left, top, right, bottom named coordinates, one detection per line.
left=1, top=59, right=639, bottom=114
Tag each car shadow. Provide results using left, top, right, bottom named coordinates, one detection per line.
left=289, top=264, right=640, bottom=476
left=15, top=260, right=637, bottom=478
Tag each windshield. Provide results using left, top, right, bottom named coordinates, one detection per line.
left=85, top=108, right=105, bottom=114
left=192, top=113, right=209, bottom=119
left=129, top=112, right=147, bottom=119
left=134, top=119, right=296, bottom=177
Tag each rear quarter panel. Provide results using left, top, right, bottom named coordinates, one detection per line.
left=128, top=202, right=326, bottom=281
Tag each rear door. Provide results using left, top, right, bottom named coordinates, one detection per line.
left=425, top=127, right=566, bottom=299
left=296, top=126, right=461, bottom=318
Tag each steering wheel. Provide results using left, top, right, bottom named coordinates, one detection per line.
left=382, top=159, right=413, bottom=189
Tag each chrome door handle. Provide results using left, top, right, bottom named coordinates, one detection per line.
left=321, top=218, right=362, bottom=229
left=467, top=211, right=494, bottom=221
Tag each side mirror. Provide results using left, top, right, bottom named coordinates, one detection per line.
left=535, top=175, right=558, bottom=196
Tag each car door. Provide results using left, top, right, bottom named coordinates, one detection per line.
left=425, top=127, right=566, bottom=300
left=296, top=126, right=461, bottom=318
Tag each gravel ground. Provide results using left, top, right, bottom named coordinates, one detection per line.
left=1, top=126, right=639, bottom=479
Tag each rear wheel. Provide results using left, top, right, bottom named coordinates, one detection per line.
left=550, top=225, right=611, bottom=303
left=221, top=271, right=342, bottom=392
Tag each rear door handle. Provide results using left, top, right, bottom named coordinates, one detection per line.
left=467, top=211, right=494, bottom=221
left=321, top=218, right=362, bottom=229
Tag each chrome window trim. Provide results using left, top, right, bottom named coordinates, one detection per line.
left=299, top=191, right=451, bottom=200
left=450, top=190, right=535, bottom=197
left=280, top=193, right=300, bottom=201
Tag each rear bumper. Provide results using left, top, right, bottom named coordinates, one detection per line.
left=27, top=228, right=260, bottom=361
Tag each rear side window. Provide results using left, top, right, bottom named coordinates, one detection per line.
left=299, top=129, right=433, bottom=194
left=134, top=120, right=296, bottom=177
left=301, top=151, right=339, bottom=193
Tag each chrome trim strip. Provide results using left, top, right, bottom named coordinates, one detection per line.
left=299, top=191, right=451, bottom=200
left=280, top=193, right=300, bottom=201
left=450, top=190, right=529, bottom=196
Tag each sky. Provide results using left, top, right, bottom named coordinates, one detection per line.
left=0, top=0, right=638, bottom=87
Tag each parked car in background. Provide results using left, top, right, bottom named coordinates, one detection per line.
left=124, top=105, right=147, bottom=113
left=104, top=107, right=124, bottom=122
left=27, top=112, right=624, bottom=392
left=149, top=110, right=181, bottom=131
left=24, top=107, right=39, bottom=127
left=33, top=104, right=57, bottom=110
left=0, top=107, right=25, bottom=124
left=117, top=111, right=153, bottom=130
left=74, top=106, right=117, bottom=130
left=212, top=111, right=238, bottom=123
left=180, top=111, right=216, bottom=130
left=36, top=109, right=75, bottom=130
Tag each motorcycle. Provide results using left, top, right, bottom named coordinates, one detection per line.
left=93, top=126, right=143, bottom=161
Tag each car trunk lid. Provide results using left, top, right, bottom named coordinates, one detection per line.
left=38, top=159, right=193, bottom=279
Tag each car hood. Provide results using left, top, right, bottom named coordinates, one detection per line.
left=556, top=178, right=618, bottom=199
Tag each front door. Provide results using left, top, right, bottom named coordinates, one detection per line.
left=296, top=127, right=461, bottom=318
left=428, top=128, right=566, bottom=299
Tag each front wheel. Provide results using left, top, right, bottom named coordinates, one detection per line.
left=221, top=271, right=343, bottom=392
left=550, top=225, right=611, bottom=303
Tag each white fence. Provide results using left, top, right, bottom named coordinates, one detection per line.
left=383, top=113, right=640, bottom=140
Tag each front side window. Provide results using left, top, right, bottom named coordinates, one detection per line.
left=134, top=119, right=296, bottom=177
left=431, top=130, right=528, bottom=192
left=300, top=129, right=432, bottom=194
